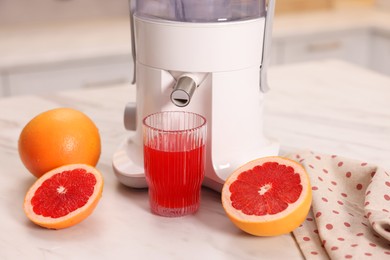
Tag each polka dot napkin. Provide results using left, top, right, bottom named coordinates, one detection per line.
left=288, top=151, right=390, bottom=259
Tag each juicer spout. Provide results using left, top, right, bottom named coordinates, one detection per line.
left=170, top=75, right=197, bottom=107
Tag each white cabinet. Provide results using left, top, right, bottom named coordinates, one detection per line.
left=0, top=75, right=4, bottom=97
left=270, top=41, right=283, bottom=66
left=280, top=29, right=371, bottom=67
left=7, top=58, right=133, bottom=96
left=371, top=33, right=390, bottom=75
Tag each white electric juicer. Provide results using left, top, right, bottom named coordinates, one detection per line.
left=112, top=0, right=279, bottom=192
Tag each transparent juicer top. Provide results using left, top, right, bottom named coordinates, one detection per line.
left=134, top=0, right=266, bottom=22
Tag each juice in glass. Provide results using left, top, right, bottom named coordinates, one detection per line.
left=143, top=111, right=207, bottom=217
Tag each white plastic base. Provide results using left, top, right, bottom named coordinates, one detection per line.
left=112, top=135, right=146, bottom=188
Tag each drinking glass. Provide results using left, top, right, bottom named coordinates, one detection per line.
left=143, top=111, right=207, bottom=217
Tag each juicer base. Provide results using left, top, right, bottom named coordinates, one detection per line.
left=112, top=138, right=147, bottom=188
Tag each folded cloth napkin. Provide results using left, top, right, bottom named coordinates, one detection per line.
left=287, top=151, right=390, bottom=259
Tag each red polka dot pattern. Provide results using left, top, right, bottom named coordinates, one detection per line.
left=326, top=224, right=333, bottom=230
left=288, top=151, right=390, bottom=259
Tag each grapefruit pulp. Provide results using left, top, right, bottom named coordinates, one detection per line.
left=221, top=156, right=312, bottom=236
left=24, top=164, right=103, bottom=229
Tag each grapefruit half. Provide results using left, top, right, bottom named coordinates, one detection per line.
left=221, top=156, right=312, bottom=236
left=24, top=164, right=104, bottom=229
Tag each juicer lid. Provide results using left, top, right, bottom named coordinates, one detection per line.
left=133, top=0, right=266, bottom=23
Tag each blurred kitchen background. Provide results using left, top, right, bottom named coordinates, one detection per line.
left=0, top=0, right=389, bottom=97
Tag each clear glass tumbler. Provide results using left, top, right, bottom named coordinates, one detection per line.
left=143, top=111, right=207, bottom=217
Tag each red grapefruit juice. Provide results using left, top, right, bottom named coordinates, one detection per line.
left=144, top=140, right=205, bottom=215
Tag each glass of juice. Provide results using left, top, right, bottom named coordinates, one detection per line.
left=143, top=111, right=207, bottom=217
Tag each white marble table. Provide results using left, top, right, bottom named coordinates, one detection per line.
left=1, top=60, right=389, bottom=259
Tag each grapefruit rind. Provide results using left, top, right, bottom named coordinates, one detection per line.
left=221, top=156, right=312, bottom=236
left=23, top=164, right=104, bottom=229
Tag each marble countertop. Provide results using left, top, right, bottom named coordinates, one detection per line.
left=1, top=7, right=390, bottom=71
left=1, top=60, right=389, bottom=259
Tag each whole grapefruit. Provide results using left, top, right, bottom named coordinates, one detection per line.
left=18, top=108, right=101, bottom=178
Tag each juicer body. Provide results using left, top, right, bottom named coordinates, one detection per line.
left=112, top=0, right=279, bottom=192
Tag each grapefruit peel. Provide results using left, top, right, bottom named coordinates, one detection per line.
left=222, top=156, right=312, bottom=236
